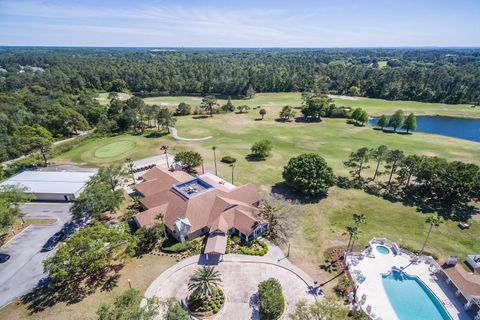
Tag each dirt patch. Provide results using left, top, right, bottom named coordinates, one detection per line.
left=422, top=151, right=438, bottom=157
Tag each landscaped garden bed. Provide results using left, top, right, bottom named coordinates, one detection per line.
left=187, top=287, right=225, bottom=318
left=156, top=237, right=204, bottom=261
left=227, top=237, right=269, bottom=256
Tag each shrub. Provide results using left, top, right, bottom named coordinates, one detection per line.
left=221, top=156, right=237, bottom=164
left=175, top=102, right=191, bottom=116
left=231, top=235, right=241, bottom=244
left=238, top=239, right=268, bottom=256
left=165, top=298, right=190, bottom=320
left=258, top=278, right=284, bottom=320
left=250, top=139, right=272, bottom=160
left=282, top=153, right=336, bottom=196
left=161, top=240, right=195, bottom=253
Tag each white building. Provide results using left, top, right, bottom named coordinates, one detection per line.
left=0, top=170, right=96, bottom=201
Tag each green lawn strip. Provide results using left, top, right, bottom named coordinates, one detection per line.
left=52, top=133, right=174, bottom=167
left=142, top=93, right=480, bottom=118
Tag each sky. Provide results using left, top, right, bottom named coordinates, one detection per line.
left=0, top=0, right=479, bottom=47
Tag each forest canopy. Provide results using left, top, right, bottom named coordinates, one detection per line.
left=0, top=47, right=479, bottom=162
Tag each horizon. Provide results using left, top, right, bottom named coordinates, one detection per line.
left=1, top=0, right=479, bottom=47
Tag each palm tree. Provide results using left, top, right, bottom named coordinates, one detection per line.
left=212, top=146, right=218, bottom=176
left=188, top=266, right=222, bottom=298
left=345, top=225, right=359, bottom=253
left=230, top=164, right=235, bottom=184
left=125, top=158, right=135, bottom=183
left=345, top=213, right=366, bottom=253
left=420, top=214, right=444, bottom=254
left=353, top=213, right=367, bottom=226
left=161, top=145, right=169, bottom=169
left=156, top=212, right=166, bottom=238
left=349, top=228, right=362, bottom=252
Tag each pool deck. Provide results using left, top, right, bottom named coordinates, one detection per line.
left=348, top=244, right=470, bottom=320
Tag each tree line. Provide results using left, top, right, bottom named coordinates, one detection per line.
left=1, top=48, right=479, bottom=104
left=2, top=47, right=480, bottom=162
left=343, top=146, right=480, bottom=219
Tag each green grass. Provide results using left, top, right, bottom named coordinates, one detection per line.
left=94, top=141, right=137, bottom=158
left=377, top=61, right=388, bottom=68
left=51, top=92, right=480, bottom=287
left=96, top=92, right=131, bottom=106
left=52, top=134, right=171, bottom=167
left=143, top=92, right=480, bottom=118
left=0, top=255, right=175, bottom=320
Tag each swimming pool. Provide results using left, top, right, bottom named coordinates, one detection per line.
left=376, top=245, right=390, bottom=254
left=382, top=272, right=452, bottom=320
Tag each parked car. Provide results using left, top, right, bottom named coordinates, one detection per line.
left=0, top=253, right=10, bottom=263
left=41, top=231, right=64, bottom=252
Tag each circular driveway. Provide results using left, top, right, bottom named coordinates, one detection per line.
left=145, top=253, right=318, bottom=319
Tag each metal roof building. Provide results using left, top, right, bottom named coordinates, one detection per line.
left=0, top=170, right=96, bottom=201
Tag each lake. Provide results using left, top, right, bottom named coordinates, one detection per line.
left=368, top=116, right=480, bottom=142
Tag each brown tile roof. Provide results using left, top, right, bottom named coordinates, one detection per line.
left=204, top=232, right=227, bottom=255
left=141, top=166, right=192, bottom=183
left=136, top=166, right=266, bottom=236
left=133, top=204, right=168, bottom=227
left=442, top=264, right=480, bottom=299
left=226, top=183, right=261, bottom=204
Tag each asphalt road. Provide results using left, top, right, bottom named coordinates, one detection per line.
left=0, top=203, right=72, bottom=308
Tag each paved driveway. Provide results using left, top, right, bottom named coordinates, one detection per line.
left=0, top=203, right=72, bottom=308
left=145, top=246, right=319, bottom=320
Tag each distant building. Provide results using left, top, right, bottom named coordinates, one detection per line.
left=0, top=170, right=96, bottom=201
left=134, top=166, right=269, bottom=255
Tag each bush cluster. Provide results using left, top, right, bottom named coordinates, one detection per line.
left=188, top=288, right=225, bottom=317
left=238, top=239, right=268, bottom=256
left=258, top=278, right=284, bottom=320
left=220, top=155, right=237, bottom=164
left=161, top=240, right=197, bottom=253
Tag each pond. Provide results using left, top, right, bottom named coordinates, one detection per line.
left=368, top=116, right=480, bottom=142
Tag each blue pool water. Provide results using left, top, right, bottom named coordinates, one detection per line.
left=382, top=272, right=452, bottom=320
left=368, top=116, right=480, bottom=142
left=376, top=245, right=390, bottom=254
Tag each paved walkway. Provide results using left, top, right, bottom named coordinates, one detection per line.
left=169, top=127, right=212, bottom=142
left=144, top=241, right=319, bottom=319
left=1, top=130, right=93, bottom=167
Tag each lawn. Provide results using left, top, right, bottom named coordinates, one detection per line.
left=96, top=92, right=131, bottom=106
left=0, top=255, right=175, bottom=320
left=50, top=92, right=480, bottom=293
left=144, top=92, right=480, bottom=118
left=52, top=134, right=171, bottom=167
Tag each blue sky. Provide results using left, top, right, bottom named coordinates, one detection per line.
left=0, top=0, right=479, bottom=47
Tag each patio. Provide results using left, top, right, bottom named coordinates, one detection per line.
left=346, top=238, right=469, bottom=320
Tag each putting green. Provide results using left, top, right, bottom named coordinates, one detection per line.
left=94, top=140, right=137, bottom=158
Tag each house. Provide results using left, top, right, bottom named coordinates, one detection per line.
left=0, top=170, right=96, bottom=201
left=441, top=258, right=480, bottom=319
left=133, top=166, right=269, bottom=255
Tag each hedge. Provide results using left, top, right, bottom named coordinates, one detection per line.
left=258, top=278, right=284, bottom=320
left=220, top=156, right=237, bottom=164
left=239, top=239, right=268, bottom=256
left=162, top=240, right=197, bottom=253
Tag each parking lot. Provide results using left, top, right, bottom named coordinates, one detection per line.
left=0, top=203, right=72, bottom=308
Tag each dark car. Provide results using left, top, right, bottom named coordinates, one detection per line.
left=0, top=253, right=10, bottom=263
left=41, top=232, right=64, bottom=252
